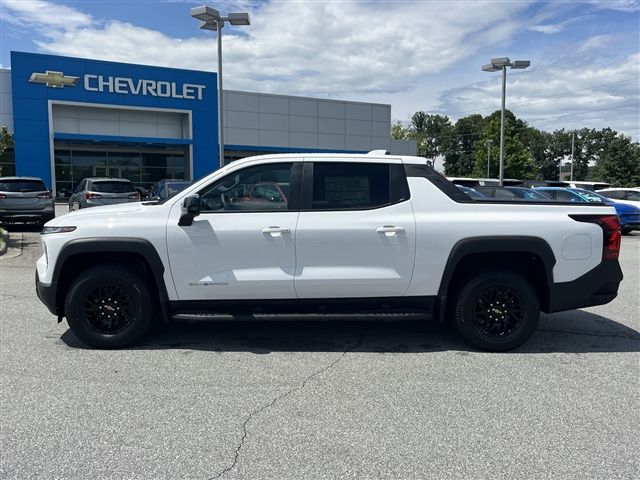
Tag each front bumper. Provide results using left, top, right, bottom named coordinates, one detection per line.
left=35, top=270, right=59, bottom=317
left=547, top=260, right=623, bottom=313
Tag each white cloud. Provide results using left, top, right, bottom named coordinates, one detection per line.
left=436, top=53, right=640, bottom=139
left=1, top=0, right=638, bottom=139
left=1, top=0, right=93, bottom=31
left=578, top=34, right=615, bottom=52
left=3, top=0, right=535, bottom=97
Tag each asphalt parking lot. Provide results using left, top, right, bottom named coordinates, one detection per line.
left=1, top=208, right=638, bottom=479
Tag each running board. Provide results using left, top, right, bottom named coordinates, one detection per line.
left=171, top=312, right=432, bottom=322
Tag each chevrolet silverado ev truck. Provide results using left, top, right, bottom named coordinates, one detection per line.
left=36, top=153, right=623, bottom=351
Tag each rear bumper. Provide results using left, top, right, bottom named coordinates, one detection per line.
left=547, top=260, right=623, bottom=313
left=35, top=270, right=59, bottom=316
left=0, top=209, right=54, bottom=222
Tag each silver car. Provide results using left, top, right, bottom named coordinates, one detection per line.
left=68, top=178, right=141, bottom=211
left=0, top=176, right=55, bottom=225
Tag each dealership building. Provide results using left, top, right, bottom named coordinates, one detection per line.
left=0, top=51, right=415, bottom=195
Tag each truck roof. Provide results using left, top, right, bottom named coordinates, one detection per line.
left=228, top=152, right=429, bottom=169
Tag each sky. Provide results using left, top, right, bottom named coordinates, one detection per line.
left=1, top=0, right=639, bottom=140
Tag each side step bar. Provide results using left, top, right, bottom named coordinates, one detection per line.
left=172, top=312, right=432, bottom=322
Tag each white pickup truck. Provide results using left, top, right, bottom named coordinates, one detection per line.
left=36, top=153, right=623, bottom=351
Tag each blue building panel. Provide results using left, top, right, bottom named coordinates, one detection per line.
left=10, top=51, right=218, bottom=189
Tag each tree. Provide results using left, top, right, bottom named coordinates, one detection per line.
left=409, top=112, right=453, bottom=167
left=593, top=135, right=640, bottom=187
left=0, top=126, right=14, bottom=177
left=390, top=121, right=410, bottom=140
left=471, top=110, right=537, bottom=180
left=443, top=114, right=484, bottom=176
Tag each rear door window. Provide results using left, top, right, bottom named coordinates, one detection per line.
left=0, top=179, right=48, bottom=192
left=308, top=162, right=408, bottom=210
left=91, top=181, right=135, bottom=193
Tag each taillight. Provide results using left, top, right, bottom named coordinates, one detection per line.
left=128, top=192, right=140, bottom=199
left=570, top=214, right=621, bottom=260
left=85, top=192, right=102, bottom=199
left=37, top=192, right=52, bottom=199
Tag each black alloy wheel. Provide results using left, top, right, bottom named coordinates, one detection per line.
left=65, top=266, right=154, bottom=348
left=453, top=270, right=540, bottom=351
left=472, top=286, right=524, bottom=338
left=82, top=283, right=136, bottom=335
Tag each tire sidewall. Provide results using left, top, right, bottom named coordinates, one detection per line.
left=454, top=270, right=540, bottom=351
left=65, top=266, right=153, bottom=348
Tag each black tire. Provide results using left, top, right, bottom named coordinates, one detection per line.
left=65, top=265, right=154, bottom=348
left=453, top=270, right=540, bottom=351
left=621, top=227, right=632, bottom=235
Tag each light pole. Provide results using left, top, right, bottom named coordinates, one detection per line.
left=570, top=130, right=575, bottom=181
left=191, top=6, right=250, bottom=169
left=486, top=139, right=493, bottom=178
left=482, top=57, right=530, bottom=186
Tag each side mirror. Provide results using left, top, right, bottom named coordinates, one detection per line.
left=178, top=195, right=201, bottom=226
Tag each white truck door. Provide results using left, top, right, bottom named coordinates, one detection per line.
left=294, top=160, right=416, bottom=298
left=167, top=161, right=300, bottom=301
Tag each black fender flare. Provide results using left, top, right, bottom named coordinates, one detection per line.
left=435, top=236, right=556, bottom=321
left=52, top=237, right=170, bottom=322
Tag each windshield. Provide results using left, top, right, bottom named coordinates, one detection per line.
left=572, top=189, right=608, bottom=203
left=0, top=179, right=48, bottom=192
left=166, top=182, right=191, bottom=198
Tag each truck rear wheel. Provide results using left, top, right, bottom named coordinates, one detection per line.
left=453, top=270, right=540, bottom=351
left=65, top=265, right=153, bottom=348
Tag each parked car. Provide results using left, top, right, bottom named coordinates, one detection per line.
left=596, top=187, right=640, bottom=206
left=68, top=178, right=140, bottom=211
left=455, top=184, right=486, bottom=199
left=475, top=186, right=551, bottom=200
left=535, top=187, right=640, bottom=234
left=0, top=176, right=54, bottom=225
left=37, top=153, right=623, bottom=351
left=146, top=179, right=192, bottom=202
left=569, top=188, right=640, bottom=235
left=533, top=187, right=591, bottom=203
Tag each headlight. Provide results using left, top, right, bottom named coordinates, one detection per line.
left=41, top=226, right=77, bottom=235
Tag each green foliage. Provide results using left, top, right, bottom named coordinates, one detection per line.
left=443, top=114, right=484, bottom=176
left=409, top=112, right=453, bottom=167
left=0, top=126, right=14, bottom=177
left=390, top=121, right=410, bottom=140
left=593, top=135, right=640, bottom=187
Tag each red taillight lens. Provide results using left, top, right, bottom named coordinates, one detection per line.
left=128, top=192, right=140, bottom=199
left=37, top=192, right=52, bottom=199
left=85, top=192, right=102, bottom=199
left=570, top=214, right=621, bottom=260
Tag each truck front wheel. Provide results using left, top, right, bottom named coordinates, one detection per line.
left=65, top=266, right=153, bottom=348
left=453, top=270, right=540, bottom=351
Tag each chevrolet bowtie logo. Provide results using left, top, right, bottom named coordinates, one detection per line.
left=29, top=70, right=79, bottom=88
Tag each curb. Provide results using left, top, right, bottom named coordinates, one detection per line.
left=0, top=232, right=23, bottom=259
left=0, top=228, right=8, bottom=256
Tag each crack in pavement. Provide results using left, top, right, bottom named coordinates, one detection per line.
left=210, top=328, right=368, bottom=480
left=537, top=328, right=640, bottom=340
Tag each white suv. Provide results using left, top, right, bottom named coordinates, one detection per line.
left=36, top=153, right=624, bottom=351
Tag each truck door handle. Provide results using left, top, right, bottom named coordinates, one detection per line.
left=376, top=226, right=405, bottom=236
left=262, top=226, right=290, bottom=237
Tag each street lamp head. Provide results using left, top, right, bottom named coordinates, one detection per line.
left=227, top=12, right=250, bottom=26
left=190, top=5, right=221, bottom=22
left=490, top=57, right=511, bottom=68
left=482, top=63, right=501, bottom=72
left=511, top=60, right=531, bottom=69
left=199, top=20, right=219, bottom=31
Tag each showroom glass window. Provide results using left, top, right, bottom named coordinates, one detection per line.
left=199, top=163, right=293, bottom=212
